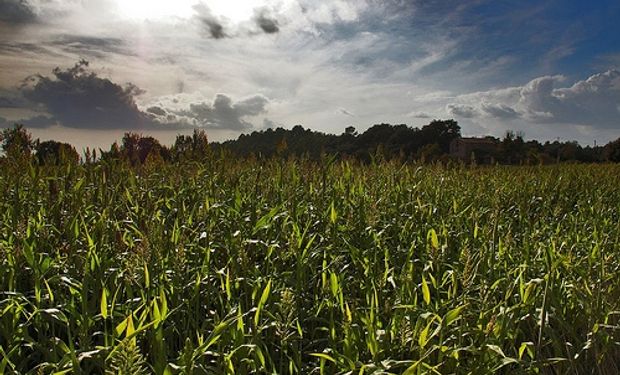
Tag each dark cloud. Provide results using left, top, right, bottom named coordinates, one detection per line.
left=181, top=94, right=269, bottom=130
left=446, top=103, right=478, bottom=118
left=0, top=114, right=56, bottom=128
left=193, top=3, right=282, bottom=39
left=18, top=60, right=179, bottom=130
left=20, top=114, right=56, bottom=127
left=0, top=42, right=50, bottom=56
left=0, top=0, right=37, bottom=24
left=0, top=93, right=26, bottom=108
left=254, top=10, right=279, bottom=34
left=203, top=18, right=226, bottom=39
left=481, top=103, right=520, bottom=119
left=193, top=4, right=227, bottom=39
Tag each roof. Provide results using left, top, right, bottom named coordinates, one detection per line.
left=454, top=137, right=498, bottom=144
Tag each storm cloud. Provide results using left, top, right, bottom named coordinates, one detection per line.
left=193, top=4, right=227, bottom=39
left=254, top=10, right=279, bottom=34
left=0, top=0, right=37, bottom=24
left=19, top=60, right=165, bottom=130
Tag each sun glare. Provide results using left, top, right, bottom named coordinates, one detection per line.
left=115, top=0, right=274, bottom=23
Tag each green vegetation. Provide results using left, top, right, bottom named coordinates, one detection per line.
left=1, top=145, right=619, bottom=374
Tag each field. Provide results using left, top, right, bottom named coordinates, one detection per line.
left=1, top=156, right=619, bottom=374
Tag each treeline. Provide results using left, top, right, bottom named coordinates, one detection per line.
left=1, top=121, right=620, bottom=166
left=214, top=120, right=618, bottom=164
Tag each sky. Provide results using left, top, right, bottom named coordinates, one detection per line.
left=1, top=0, right=620, bottom=150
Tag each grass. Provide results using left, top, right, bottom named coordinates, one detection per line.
left=0, top=155, right=619, bottom=374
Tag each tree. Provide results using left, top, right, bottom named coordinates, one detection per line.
left=344, top=126, right=357, bottom=136
left=1, top=124, right=37, bottom=159
left=120, top=133, right=169, bottom=165
left=418, top=120, right=461, bottom=153
left=172, top=129, right=209, bottom=160
left=36, top=140, right=80, bottom=165
left=500, top=130, right=526, bottom=164
left=603, top=137, right=620, bottom=162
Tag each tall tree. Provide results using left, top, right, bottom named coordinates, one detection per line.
left=0, top=124, right=37, bottom=160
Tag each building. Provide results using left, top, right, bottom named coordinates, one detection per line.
left=449, top=137, right=499, bottom=162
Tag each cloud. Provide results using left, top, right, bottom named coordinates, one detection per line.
left=446, top=103, right=478, bottom=118
left=18, top=60, right=185, bottom=130
left=520, top=70, right=620, bottom=127
left=337, top=107, right=355, bottom=117
left=0, top=0, right=37, bottom=24
left=180, top=94, right=269, bottom=130
left=262, top=118, right=281, bottom=129
left=0, top=114, right=55, bottom=128
left=146, top=106, right=167, bottom=116
left=254, top=9, right=279, bottom=34
left=50, top=35, right=130, bottom=58
left=193, top=3, right=227, bottom=39
left=407, top=111, right=432, bottom=118
left=480, top=103, right=520, bottom=119
left=444, top=70, right=620, bottom=130
left=0, top=91, right=28, bottom=108
left=20, top=114, right=56, bottom=127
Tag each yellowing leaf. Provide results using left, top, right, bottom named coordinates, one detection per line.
left=422, top=275, right=431, bottom=305
left=100, top=289, right=108, bottom=319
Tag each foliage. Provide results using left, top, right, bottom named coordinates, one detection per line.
left=1, top=153, right=619, bottom=374
left=36, top=140, right=80, bottom=165
left=603, top=137, right=620, bottom=162
left=172, top=129, right=209, bottom=161
left=0, top=124, right=37, bottom=159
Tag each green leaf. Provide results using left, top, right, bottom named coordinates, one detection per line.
left=115, top=316, right=129, bottom=337
left=444, top=305, right=465, bottom=326
left=418, top=318, right=434, bottom=348
left=254, top=279, right=272, bottom=326
left=310, top=352, right=337, bottom=364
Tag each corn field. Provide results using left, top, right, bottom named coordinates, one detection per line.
left=1, top=156, right=619, bottom=374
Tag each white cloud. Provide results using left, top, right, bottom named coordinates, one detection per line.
left=446, top=70, right=620, bottom=129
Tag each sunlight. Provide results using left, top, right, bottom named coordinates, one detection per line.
left=115, top=0, right=198, bottom=20
left=115, top=0, right=275, bottom=22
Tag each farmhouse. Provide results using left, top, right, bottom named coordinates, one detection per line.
left=449, top=137, right=499, bottom=162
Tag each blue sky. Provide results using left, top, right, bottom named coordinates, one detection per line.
left=0, top=0, right=619, bottom=149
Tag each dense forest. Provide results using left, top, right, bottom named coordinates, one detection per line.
left=1, top=120, right=619, bottom=165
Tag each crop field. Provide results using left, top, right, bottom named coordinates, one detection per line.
left=0, top=157, right=619, bottom=374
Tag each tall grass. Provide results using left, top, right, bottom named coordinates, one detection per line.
left=0, top=156, right=619, bottom=374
